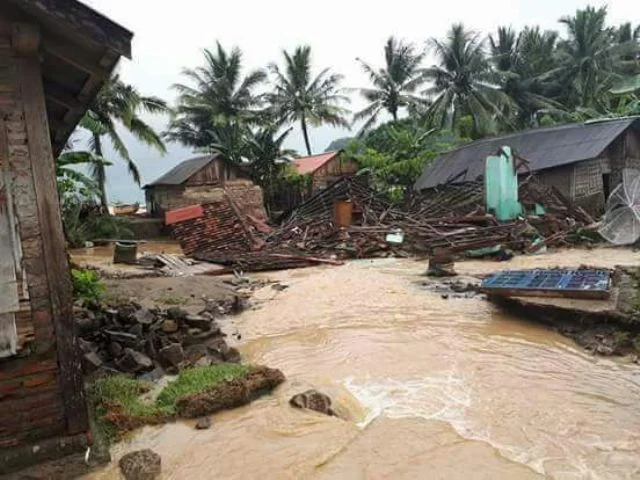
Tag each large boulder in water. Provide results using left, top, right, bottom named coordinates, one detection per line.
left=289, top=389, right=335, bottom=416
left=118, top=449, right=161, bottom=480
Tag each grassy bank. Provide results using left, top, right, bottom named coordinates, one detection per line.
left=89, top=364, right=251, bottom=441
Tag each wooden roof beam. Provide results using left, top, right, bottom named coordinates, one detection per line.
left=42, top=40, right=108, bottom=81
left=11, top=22, right=40, bottom=55
left=45, top=83, right=83, bottom=111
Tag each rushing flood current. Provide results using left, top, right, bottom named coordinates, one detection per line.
left=89, top=248, right=640, bottom=479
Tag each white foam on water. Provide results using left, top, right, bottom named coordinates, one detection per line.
left=343, top=372, right=471, bottom=429
left=342, top=373, right=555, bottom=476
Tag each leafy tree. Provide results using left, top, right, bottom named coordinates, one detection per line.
left=489, top=26, right=562, bottom=129
left=245, top=126, right=296, bottom=187
left=555, top=6, right=621, bottom=108
left=208, top=122, right=250, bottom=166
left=614, top=22, right=640, bottom=73
left=56, top=151, right=133, bottom=248
left=266, top=45, right=350, bottom=155
left=423, top=24, right=514, bottom=137
left=345, top=120, right=466, bottom=200
left=166, top=42, right=266, bottom=149
left=82, top=73, right=168, bottom=210
left=353, top=37, right=426, bottom=133
left=56, top=150, right=107, bottom=197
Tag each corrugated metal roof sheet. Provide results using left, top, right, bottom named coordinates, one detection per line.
left=146, top=155, right=214, bottom=187
left=293, top=151, right=340, bottom=175
left=415, top=117, right=640, bottom=191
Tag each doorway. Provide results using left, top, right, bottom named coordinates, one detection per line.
left=602, top=173, right=611, bottom=200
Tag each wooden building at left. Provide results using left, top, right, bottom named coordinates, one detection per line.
left=0, top=0, right=132, bottom=472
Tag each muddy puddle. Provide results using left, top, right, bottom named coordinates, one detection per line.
left=87, top=247, right=640, bottom=479
left=70, top=241, right=182, bottom=276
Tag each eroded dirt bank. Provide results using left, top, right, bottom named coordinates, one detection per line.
left=87, top=247, right=640, bottom=479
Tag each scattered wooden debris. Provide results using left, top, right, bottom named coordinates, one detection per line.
left=166, top=176, right=599, bottom=273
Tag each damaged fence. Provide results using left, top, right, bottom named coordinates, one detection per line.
left=167, top=176, right=599, bottom=273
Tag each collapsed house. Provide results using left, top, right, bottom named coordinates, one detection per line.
left=0, top=0, right=131, bottom=472
left=166, top=172, right=594, bottom=274
left=144, top=153, right=267, bottom=220
left=414, top=117, right=640, bottom=215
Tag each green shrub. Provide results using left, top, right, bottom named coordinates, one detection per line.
left=61, top=196, right=134, bottom=248
left=71, top=268, right=105, bottom=302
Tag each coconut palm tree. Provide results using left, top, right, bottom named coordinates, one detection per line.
left=489, top=26, right=562, bottom=129
left=166, top=42, right=266, bottom=149
left=353, top=37, right=426, bottom=134
left=266, top=45, right=350, bottom=155
left=556, top=6, right=620, bottom=108
left=245, top=126, right=296, bottom=187
left=82, top=73, right=168, bottom=211
left=423, top=24, right=514, bottom=137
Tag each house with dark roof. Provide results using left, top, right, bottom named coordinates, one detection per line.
left=0, top=0, right=131, bottom=472
left=293, top=150, right=359, bottom=193
left=414, top=117, right=640, bottom=214
left=144, top=154, right=267, bottom=220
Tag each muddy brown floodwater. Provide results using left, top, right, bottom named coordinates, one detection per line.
left=88, top=248, right=640, bottom=480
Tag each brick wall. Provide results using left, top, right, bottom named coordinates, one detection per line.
left=224, top=179, right=267, bottom=220
left=0, top=36, right=66, bottom=448
left=148, top=181, right=267, bottom=221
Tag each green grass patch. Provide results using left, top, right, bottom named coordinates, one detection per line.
left=89, top=364, right=251, bottom=439
left=156, top=364, right=250, bottom=408
left=89, top=375, right=173, bottom=442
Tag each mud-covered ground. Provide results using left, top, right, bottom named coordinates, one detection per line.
left=103, top=276, right=238, bottom=314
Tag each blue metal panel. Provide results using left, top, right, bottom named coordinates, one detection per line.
left=482, top=269, right=610, bottom=293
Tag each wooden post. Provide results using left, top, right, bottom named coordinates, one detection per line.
left=14, top=25, right=88, bottom=434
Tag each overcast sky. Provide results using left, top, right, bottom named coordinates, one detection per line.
left=81, top=0, right=636, bottom=203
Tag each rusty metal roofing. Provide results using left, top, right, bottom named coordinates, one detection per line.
left=146, top=155, right=214, bottom=187
left=415, top=117, right=640, bottom=191
left=293, top=151, right=340, bottom=175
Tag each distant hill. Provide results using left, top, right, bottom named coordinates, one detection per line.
left=324, top=137, right=353, bottom=152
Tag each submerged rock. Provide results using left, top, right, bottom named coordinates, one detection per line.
left=289, top=389, right=335, bottom=416
left=176, top=366, right=285, bottom=418
left=195, top=416, right=211, bottom=430
left=119, top=449, right=161, bottom=480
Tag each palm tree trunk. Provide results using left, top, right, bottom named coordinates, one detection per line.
left=391, top=107, right=398, bottom=122
left=93, top=133, right=109, bottom=213
left=300, top=115, right=312, bottom=156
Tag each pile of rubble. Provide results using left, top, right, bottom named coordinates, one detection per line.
left=167, top=176, right=598, bottom=273
left=76, top=300, right=243, bottom=378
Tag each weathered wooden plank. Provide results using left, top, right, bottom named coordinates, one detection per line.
left=0, top=117, right=18, bottom=357
left=17, top=53, right=88, bottom=434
